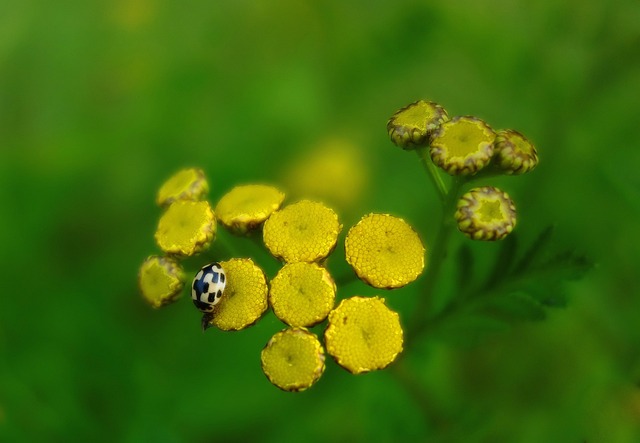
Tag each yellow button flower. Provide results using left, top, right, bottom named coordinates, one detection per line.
left=324, top=296, right=403, bottom=374
left=455, top=186, right=517, bottom=241
left=429, top=116, right=496, bottom=175
left=345, top=213, right=425, bottom=289
left=494, top=129, right=539, bottom=175
left=387, top=100, right=449, bottom=149
left=261, top=328, right=325, bottom=392
left=155, top=200, right=216, bottom=257
left=215, top=184, right=285, bottom=235
left=138, top=256, right=184, bottom=308
left=282, top=138, right=368, bottom=211
left=156, top=168, right=209, bottom=207
left=269, top=262, right=336, bottom=327
left=263, top=200, right=342, bottom=263
left=207, top=258, right=268, bottom=331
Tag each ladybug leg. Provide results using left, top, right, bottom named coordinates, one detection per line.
left=201, top=312, right=214, bottom=332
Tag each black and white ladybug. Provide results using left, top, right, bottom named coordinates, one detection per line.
left=192, top=262, right=226, bottom=330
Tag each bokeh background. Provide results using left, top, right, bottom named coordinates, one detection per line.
left=1, top=0, right=640, bottom=441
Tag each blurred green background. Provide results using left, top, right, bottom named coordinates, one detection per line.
left=1, top=0, right=640, bottom=441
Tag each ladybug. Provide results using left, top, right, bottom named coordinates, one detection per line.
left=192, top=262, right=226, bottom=330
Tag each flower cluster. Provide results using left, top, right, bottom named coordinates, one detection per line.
left=387, top=99, right=538, bottom=240
left=138, top=169, right=426, bottom=392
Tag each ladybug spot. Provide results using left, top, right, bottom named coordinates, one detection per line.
left=202, top=282, right=210, bottom=293
left=207, top=292, right=216, bottom=303
left=220, top=273, right=226, bottom=283
left=216, top=290, right=223, bottom=298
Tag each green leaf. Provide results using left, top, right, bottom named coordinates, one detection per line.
left=475, top=291, right=547, bottom=323
left=434, top=314, right=510, bottom=347
left=514, top=224, right=555, bottom=274
left=484, top=232, right=518, bottom=290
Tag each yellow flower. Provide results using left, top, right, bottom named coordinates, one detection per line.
left=263, top=200, right=342, bottom=263
left=215, top=184, right=285, bottom=235
left=138, top=256, right=184, bottom=308
left=156, top=168, right=209, bottom=207
left=455, top=186, right=517, bottom=241
left=269, top=262, right=336, bottom=327
left=345, top=213, right=425, bottom=289
left=387, top=100, right=449, bottom=149
left=324, top=296, right=403, bottom=374
left=282, top=138, right=368, bottom=211
left=494, top=129, right=539, bottom=175
left=155, top=200, right=216, bottom=257
left=429, top=116, right=495, bottom=175
left=261, top=328, right=325, bottom=392
left=207, top=258, right=268, bottom=331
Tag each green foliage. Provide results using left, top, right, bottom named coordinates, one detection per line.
left=1, top=0, right=639, bottom=441
left=432, top=227, right=594, bottom=346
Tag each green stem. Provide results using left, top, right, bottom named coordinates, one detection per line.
left=408, top=177, right=464, bottom=339
left=416, top=147, right=447, bottom=203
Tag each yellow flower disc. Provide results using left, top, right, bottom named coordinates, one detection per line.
left=455, top=186, right=517, bottom=241
left=324, top=296, right=403, bottom=374
left=429, top=116, right=496, bottom=175
left=263, top=200, right=342, bottom=263
left=387, top=100, right=449, bottom=149
left=345, top=213, right=425, bottom=289
left=261, top=328, right=325, bottom=392
left=156, top=168, right=209, bottom=207
left=138, top=256, right=184, bottom=308
left=494, top=129, right=539, bottom=175
left=215, top=184, right=285, bottom=235
left=208, top=258, right=268, bottom=331
left=269, top=262, right=336, bottom=327
left=283, top=138, right=368, bottom=210
left=155, top=200, right=216, bottom=256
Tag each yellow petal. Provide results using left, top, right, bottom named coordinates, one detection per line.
left=269, top=262, right=336, bottom=327
left=430, top=116, right=495, bottom=175
left=155, top=200, right=216, bottom=257
left=261, top=328, right=325, bottom=392
left=263, top=200, right=341, bottom=263
left=215, top=184, right=285, bottom=235
left=324, top=296, right=403, bottom=374
left=138, top=256, right=184, bottom=308
left=455, top=186, right=517, bottom=241
left=345, top=213, right=425, bottom=289
left=387, top=100, right=449, bottom=149
left=156, top=168, right=209, bottom=207
left=208, top=258, right=268, bottom=331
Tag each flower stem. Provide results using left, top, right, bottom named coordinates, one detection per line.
left=416, top=147, right=447, bottom=203
left=409, top=177, right=464, bottom=338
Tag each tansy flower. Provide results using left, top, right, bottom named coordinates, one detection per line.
left=494, top=129, right=539, bottom=175
left=155, top=200, right=216, bottom=256
left=283, top=138, right=368, bottom=211
left=156, top=168, right=209, bottom=207
left=387, top=100, right=449, bottom=149
left=324, top=296, right=403, bottom=374
left=455, top=186, right=517, bottom=241
left=215, top=184, right=285, bottom=235
left=345, top=213, right=425, bottom=289
left=207, top=258, right=268, bottom=331
left=138, top=256, right=184, bottom=308
left=429, top=116, right=495, bottom=175
left=269, top=262, right=336, bottom=327
left=261, top=328, right=325, bottom=392
left=263, top=200, right=342, bottom=263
